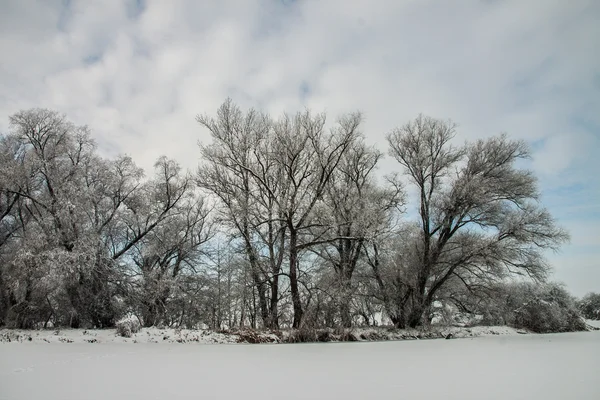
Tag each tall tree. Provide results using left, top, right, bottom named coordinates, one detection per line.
left=2, top=109, right=198, bottom=327
left=316, top=139, right=403, bottom=327
left=196, top=99, right=277, bottom=328
left=385, top=115, right=569, bottom=327
left=198, top=101, right=362, bottom=328
left=128, top=158, right=212, bottom=326
left=270, top=111, right=360, bottom=328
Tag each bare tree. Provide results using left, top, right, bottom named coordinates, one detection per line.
left=196, top=99, right=277, bottom=328
left=127, top=161, right=212, bottom=326
left=197, top=101, right=363, bottom=328
left=385, top=115, right=569, bottom=328
left=315, top=138, right=403, bottom=327
left=270, top=111, right=361, bottom=328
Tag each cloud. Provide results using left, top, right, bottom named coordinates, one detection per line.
left=1, top=0, right=598, bottom=294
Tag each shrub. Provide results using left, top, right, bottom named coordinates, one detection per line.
left=441, top=281, right=588, bottom=333
left=284, top=328, right=334, bottom=343
left=506, top=282, right=586, bottom=333
left=116, top=316, right=141, bottom=338
left=578, top=292, right=600, bottom=320
left=234, top=330, right=281, bottom=344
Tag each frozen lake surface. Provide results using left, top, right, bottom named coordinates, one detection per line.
left=1, top=331, right=599, bottom=400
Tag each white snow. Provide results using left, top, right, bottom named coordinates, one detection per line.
left=1, top=331, right=599, bottom=400
left=586, top=319, right=600, bottom=329
left=0, top=325, right=521, bottom=345
left=0, top=327, right=241, bottom=344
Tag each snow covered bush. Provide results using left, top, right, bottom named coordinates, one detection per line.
left=116, top=316, right=141, bottom=338
left=578, top=292, right=600, bottom=320
left=505, top=282, right=585, bottom=333
left=285, top=328, right=335, bottom=343
left=433, top=280, right=587, bottom=333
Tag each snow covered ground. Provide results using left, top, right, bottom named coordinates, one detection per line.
left=1, top=330, right=599, bottom=400
left=586, top=319, right=600, bottom=328
left=0, top=326, right=242, bottom=344
left=0, top=325, right=521, bottom=344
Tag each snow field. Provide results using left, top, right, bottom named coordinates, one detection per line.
left=1, top=330, right=599, bottom=400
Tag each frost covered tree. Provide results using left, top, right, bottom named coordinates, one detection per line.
left=197, top=100, right=361, bottom=328
left=0, top=109, right=207, bottom=328
left=197, top=100, right=282, bottom=328
left=578, top=292, right=600, bottom=320
left=0, top=134, right=29, bottom=324
left=269, top=110, right=360, bottom=328
left=128, top=157, right=213, bottom=327
left=314, top=138, right=404, bottom=327
left=1, top=109, right=112, bottom=327
left=383, top=115, right=569, bottom=328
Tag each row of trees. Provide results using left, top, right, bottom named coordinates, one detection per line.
left=0, top=101, right=570, bottom=330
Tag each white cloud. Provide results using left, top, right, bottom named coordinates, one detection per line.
left=1, top=0, right=599, bottom=292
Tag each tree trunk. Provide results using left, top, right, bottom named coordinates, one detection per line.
left=243, top=235, right=269, bottom=328
left=289, top=229, right=303, bottom=328
left=407, top=308, right=422, bottom=328
left=0, top=272, right=8, bottom=326
left=406, top=294, right=431, bottom=328
left=69, top=312, right=81, bottom=329
left=335, top=236, right=364, bottom=328
left=269, top=274, right=279, bottom=329
left=142, top=291, right=168, bottom=327
left=390, top=315, right=404, bottom=329
left=368, top=243, right=407, bottom=328
left=339, top=271, right=353, bottom=328
left=340, top=300, right=352, bottom=328
left=142, top=302, right=158, bottom=327
left=250, top=286, right=257, bottom=329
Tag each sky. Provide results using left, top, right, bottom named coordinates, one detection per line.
left=0, top=0, right=598, bottom=296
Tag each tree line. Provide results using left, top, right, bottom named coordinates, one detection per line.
left=0, top=100, right=570, bottom=330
